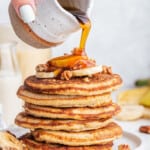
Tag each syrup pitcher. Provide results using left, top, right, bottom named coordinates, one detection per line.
left=9, top=0, right=94, bottom=48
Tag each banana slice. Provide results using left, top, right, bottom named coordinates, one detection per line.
left=115, top=104, right=144, bottom=121
left=139, top=89, right=150, bottom=107
left=36, top=72, right=56, bottom=79
left=36, top=69, right=62, bottom=79
left=117, top=87, right=149, bottom=105
left=36, top=66, right=102, bottom=79
left=71, top=65, right=103, bottom=77
left=143, top=107, right=150, bottom=118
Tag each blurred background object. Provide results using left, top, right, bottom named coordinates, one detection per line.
left=0, top=1, right=52, bottom=126
left=0, top=24, right=52, bottom=80
left=0, top=104, right=6, bottom=130
left=0, top=42, right=22, bottom=126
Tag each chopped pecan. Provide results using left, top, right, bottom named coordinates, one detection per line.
left=72, top=59, right=96, bottom=70
left=139, top=125, right=150, bottom=134
left=102, top=66, right=112, bottom=74
left=36, top=64, right=49, bottom=72
left=83, top=77, right=90, bottom=82
left=118, top=144, right=131, bottom=150
left=61, top=70, right=73, bottom=80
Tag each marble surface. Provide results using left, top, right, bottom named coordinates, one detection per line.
left=116, top=119, right=150, bottom=149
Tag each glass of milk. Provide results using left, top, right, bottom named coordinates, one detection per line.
left=0, top=42, right=22, bottom=127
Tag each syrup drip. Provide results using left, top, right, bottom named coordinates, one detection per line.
left=46, top=8, right=94, bottom=71
left=68, top=9, right=91, bottom=52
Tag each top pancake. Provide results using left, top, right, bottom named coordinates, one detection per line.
left=24, top=73, right=122, bottom=96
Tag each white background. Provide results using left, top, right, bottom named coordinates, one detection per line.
left=0, top=1, right=150, bottom=149
left=0, top=0, right=150, bottom=88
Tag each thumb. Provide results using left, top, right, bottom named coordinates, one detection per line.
left=11, top=0, right=36, bottom=23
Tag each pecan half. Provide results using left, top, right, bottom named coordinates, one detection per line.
left=118, top=144, right=131, bottom=150
left=139, top=125, right=150, bottom=134
left=36, top=64, right=49, bottom=72
left=102, top=66, right=112, bottom=74
left=61, top=70, right=73, bottom=80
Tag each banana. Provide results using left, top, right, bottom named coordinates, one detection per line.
left=139, top=89, right=150, bottom=107
left=36, top=69, right=62, bottom=79
left=36, top=66, right=102, bottom=79
left=115, top=104, right=144, bottom=121
left=71, top=65, right=102, bottom=77
left=117, top=87, right=149, bottom=105
left=143, top=107, right=150, bottom=118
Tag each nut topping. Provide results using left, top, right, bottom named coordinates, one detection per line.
left=36, top=64, right=49, bottom=72
left=139, top=125, right=150, bottom=134
left=61, top=70, right=73, bottom=80
left=118, top=144, right=131, bottom=150
left=102, top=66, right=112, bottom=74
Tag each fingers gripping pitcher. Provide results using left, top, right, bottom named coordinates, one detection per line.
left=9, top=0, right=94, bottom=48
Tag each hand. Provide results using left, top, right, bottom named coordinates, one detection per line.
left=11, top=0, right=36, bottom=23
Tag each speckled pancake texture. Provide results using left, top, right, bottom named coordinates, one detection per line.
left=17, top=86, right=112, bottom=108
left=31, top=122, right=122, bottom=146
left=24, top=73, right=122, bottom=96
left=15, top=112, right=113, bottom=132
left=21, top=133, right=113, bottom=150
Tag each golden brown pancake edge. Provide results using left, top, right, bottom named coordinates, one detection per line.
left=15, top=112, right=113, bottom=132
left=24, top=103, right=121, bottom=120
left=24, top=73, right=122, bottom=96
left=31, top=122, right=122, bottom=146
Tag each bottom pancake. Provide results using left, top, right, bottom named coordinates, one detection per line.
left=32, top=122, right=122, bottom=146
left=15, top=112, right=113, bottom=132
left=21, top=134, right=113, bottom=150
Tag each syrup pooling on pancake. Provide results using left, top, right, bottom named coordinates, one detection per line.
left=35, top=48, right=102, bottom=80
left=35, top=49, right=114, bottom=80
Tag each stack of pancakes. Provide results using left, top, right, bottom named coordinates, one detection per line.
left=15, top=69, right=123, bottom=149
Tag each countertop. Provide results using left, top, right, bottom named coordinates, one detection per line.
left=116, top=119, right=150, bottom=150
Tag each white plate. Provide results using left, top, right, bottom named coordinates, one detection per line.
left=113, top=131, right=142, bottom=150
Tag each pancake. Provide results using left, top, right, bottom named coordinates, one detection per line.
left=24, top=73, right=122, bottom=96
left=24, top=103, right=120, bottom=120
left=15, top=112, right=113, bottom=132
left=21, top=134, right=113, bottom=150
left=32, top=122, right=122, bottom=146
left=17, top=86, right=112, bottom=108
